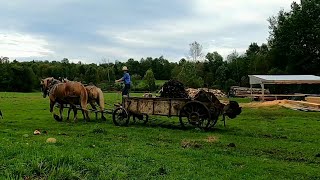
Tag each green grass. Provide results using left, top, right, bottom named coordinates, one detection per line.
left=0, top=92, right=320, bottom=179
left=229, top=97, right=252, bottom=103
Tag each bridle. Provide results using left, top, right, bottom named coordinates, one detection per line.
left=42, top=78, right=61, bottom=97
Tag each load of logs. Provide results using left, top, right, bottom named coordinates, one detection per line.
left=159, top=80, right=226, bottom=99
left=159, top=80, right=189, bottom=98
left=186, top=88, right=226, bottom=99
left=229, top=86, right=270, bottom=97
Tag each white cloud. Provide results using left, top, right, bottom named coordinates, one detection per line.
left=96, top=0, right=293, bottom=60
left=0, top=32, right=54, bottom=58
left=89, top=46, right=143, bottom=60
left=0, top=0, right=295, bottom=62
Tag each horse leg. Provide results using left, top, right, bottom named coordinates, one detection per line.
left=51, top=101, right=62, bottom=121
left=67, top=105, right=72, bottom=122
left=90, top=103, right=98, bottom=120
left=59, top=104, right=64, bottom=121
left=50, top=101, right=59, bottom=121
left=97, top=102, right=106, bottom=121
left=80, top=104, right=90, bottom=122
left=50, top=101, right=55, bottom=113
left=73, top=106, right=78, bottom=123
left=80, top=109, right=85, bottom=120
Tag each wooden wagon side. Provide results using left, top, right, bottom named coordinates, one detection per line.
left=112, top=97, right=220, bottom=129
left=123, top=97, right=190, bottom=117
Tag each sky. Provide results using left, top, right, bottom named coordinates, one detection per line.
left=0, top=0, right=294, bottom=63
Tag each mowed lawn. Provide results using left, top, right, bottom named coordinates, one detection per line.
left=0, top=92, right=320, bottom=179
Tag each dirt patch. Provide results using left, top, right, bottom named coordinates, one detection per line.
left=182, top=136, right=218, bottom=148
left=181, top=140, right=202, bottom=149
left=204, top=136, right=219, bottom=143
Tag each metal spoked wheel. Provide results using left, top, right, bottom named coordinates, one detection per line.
left=112, top=107, right=129, bottom=126
left=179, top=101, right=211, bottom=129
left=207, top=107, right=220, bottom=128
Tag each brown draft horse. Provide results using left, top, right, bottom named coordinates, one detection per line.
left=84, top=85, right=106, bottom=120
left=40, top=77, right=90, bottom=122
left=63, top=80, right=106, bottom=121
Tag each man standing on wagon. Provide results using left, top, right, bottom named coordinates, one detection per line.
left=115, top=66, right=131, bottom=97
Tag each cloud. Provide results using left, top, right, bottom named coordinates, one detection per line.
left=0, top=0, right=294, bottom=62
left=94, top=1, right=294, bottom=60
left=0, top=32, right=54, bottom=58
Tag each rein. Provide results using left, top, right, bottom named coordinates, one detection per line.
left=46, top=79, right=61, bottom=96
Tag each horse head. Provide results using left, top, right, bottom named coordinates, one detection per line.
left=62, top=78, right=70, bottom=83
left=223, top=101, right=242, bottom=119
left=40, top=77, right=54, bottom=98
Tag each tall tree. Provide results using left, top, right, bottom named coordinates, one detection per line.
left=268, top=0, right=320, bottom=74
left=177, top=61, right=204, bottom=88
left=188, top=41, right=204, bottom=62
left=143, top=69, right=156, bottom=91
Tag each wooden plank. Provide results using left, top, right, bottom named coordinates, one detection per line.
left=124, top=97, right=190, bottom=117
left=305, top=96, right=320, bottom=104
left=285, top=100, right=320, bottom=109
left=153, top=100, right=170, bottom=115
left=236, top=94, right=307, bottom=97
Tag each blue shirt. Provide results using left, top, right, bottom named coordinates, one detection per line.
left=122, top=72, right=131, bottom=85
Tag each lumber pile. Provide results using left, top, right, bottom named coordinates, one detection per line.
left=186, top=88, right=226, bottom=98
left=229, top=86, right=270, bottom=97
left=281, top=100, right=320, bottom=112
left=305, top=96, right=320, bottom=104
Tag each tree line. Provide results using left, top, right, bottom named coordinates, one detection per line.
left=0, top=0, right=319, bottom=93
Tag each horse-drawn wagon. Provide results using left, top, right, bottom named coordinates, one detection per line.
left=112, top=90, right=242, bottom=129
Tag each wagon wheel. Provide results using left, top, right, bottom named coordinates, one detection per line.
left=179, top=101, right=211, bottom=129
left=207, top=107, right=220, bottom=128
left=112, top=107, right=129, bottom=126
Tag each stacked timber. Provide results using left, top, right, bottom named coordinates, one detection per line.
left=229, top=86, right=270, bottom=97
left=305, top=96, right=320, bottom=104
left=159, top=80, right=189, bottom=98
left=186, top=88, right=226, bottom=98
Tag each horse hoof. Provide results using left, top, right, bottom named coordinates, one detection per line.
left=101, top=116, right=107, bottom=121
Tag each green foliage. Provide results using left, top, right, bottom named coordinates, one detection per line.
left=134, top=81, right=148, bottom=91
left=268, top=0, right=320, bottom=74
left=143, top=69, right=156, bottom=91
left=131, top=74, right=142, bottom=88
left=176, top=62, right=203, bottom=88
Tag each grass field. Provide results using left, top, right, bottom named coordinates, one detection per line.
left=1, top=92, right=320, bottom=179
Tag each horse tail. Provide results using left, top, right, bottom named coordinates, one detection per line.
left=80, top=84, right=88, bottom=110
left=97, top=87, right=105, bottom=111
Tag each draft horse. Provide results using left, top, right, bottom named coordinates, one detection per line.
left=40, top=77, right=90, bottom=122
left=62, top=79, right=106, bottom=121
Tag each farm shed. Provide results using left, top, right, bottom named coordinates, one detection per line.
left=248, top=75, right=320, bottom=101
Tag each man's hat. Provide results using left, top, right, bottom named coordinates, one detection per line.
left=122, top=66, right=128, bottom=71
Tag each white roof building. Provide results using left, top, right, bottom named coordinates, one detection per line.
left=248, top=75, right=320, bottom=100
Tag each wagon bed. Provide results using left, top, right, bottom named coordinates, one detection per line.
left=112, top=96, right=223, bottom=129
